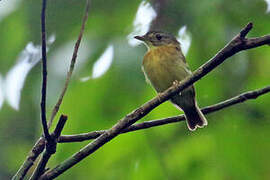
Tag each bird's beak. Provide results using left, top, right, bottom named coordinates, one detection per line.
left=134, top=35, right=146, bottom=41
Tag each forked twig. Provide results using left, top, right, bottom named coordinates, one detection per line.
left=40, top=0, right=50, bottom=142
left=30, top=115, right=68, bottom=180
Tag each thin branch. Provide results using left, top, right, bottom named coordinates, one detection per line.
left=11, top=138, right=45, bottom=180
left=30, top=115, right=68, bottom=180
left=40, top=23, right=270, bottom=180
left=40, top=0, right=50, bottom=141
left=48, top=0, right=90, bottom=128
left=58, top=85, right=270, bottom=143
left=53, top=115, right=68, bottom=138
left=240, top=22, right=253, bottom=38
left=27, top=0, right=52, bottom=179
left=12, top=1, right=90, bottom=179
left=29, top=151, right=51, bottom=180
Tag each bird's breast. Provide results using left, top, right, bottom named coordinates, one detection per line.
left=142, top=46, right=190, bottom=92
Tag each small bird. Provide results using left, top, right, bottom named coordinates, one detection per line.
left=135, top=31, right=207, bottom=131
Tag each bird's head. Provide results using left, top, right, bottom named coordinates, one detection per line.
left=134, top=31, right=179, bottom=49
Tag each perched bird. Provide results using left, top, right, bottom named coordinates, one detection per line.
left=134, top=31, right=207, bottom=131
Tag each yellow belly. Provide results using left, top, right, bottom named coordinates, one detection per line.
left=142, top=46, right=191, bottom=92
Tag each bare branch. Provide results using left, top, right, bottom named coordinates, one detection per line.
left=19, top=0, right=52, bottom=179
left=29, top=115, right=68, bottom=180
left=48, top=0, right=90, bottom=128
left=53, top=115, right=68, bottom=138
left=12, top=1, right=90, bottom=179
left=239, top=22, right=253, bottom=38
left=58, top=85, right=270, bottom=143
left=39, top=23, right=270, bottom=180
left=40, top=0, right=50, bottom=141
left=11, top=138, right=45, bottom=180
left=13, top=85, right=270, bottom=180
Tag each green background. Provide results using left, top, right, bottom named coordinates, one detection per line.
left=0, top=0, right=270, bottom=179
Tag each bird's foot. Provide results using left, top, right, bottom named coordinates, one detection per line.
left=173, top=80, right=179, bottom=86
left=157, top=93, right=162, bottom=102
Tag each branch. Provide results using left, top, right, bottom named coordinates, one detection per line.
left=58, top=85, right=270, bottom=143
left=40, top=0, right=50, bottom=141
left=12, top=85, right=270, bottom=180
left=48, top=0, right=90, bottom=128
left=12, top=1, right=90, bottom=179
left=29, top=115, right=68, bottom=180
left=40, top=23, right=270, bottom=180
left=11, top=138, right=45, bottom=180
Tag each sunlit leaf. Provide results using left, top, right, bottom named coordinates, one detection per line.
left=49, top=39, right=90, bottom=77
left=265, top=0, right=270, bottom=13
left=92, top=44, right=114, bottom=79
left=177, top=26, right=192, bottom=56
left=0, top=0, right=22, bottom=22
left=80, top=44, right=114, bottom=81
left=79, top=76, right=91, bottom=82
left=5, top=43, right=41, bottom=110
left=0, top=75, right=4, bottom=109
left=4, top=35, right=55, bottom=110
left=127, top=1, right=157, bottom=46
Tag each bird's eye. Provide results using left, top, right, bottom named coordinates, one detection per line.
left=156, top=34, right=162, bottom=40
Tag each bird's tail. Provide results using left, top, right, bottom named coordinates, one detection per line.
left=183, top=104, right=207, bottom=131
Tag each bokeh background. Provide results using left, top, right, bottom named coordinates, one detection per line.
left=1, top=0, right=270, bottom=179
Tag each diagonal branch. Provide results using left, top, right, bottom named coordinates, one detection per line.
left=58, top=85, right=270, bottom=143
left=39, top=23, right=270, bottom=180
left=48, top=0, right=90, bottom=128
left=40, top=0, right=50, bottom=142
left=11, top=138, right=45, bottom=180
left=12, top=85, right=270, bottom=180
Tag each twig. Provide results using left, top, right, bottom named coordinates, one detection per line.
left=29, top=115, right=68, bottom=180
left=239, top=22, right=253, bottom=38
left=11, top=138, right=45, bottom=180
left=29, top=0, right=52, bottom=179
left=48, top=0, right=90, bottom=128
left=12, top=1, right=90, bottom=179
left=39, top=23, right=270, bottom=180
left=40, top=0, right=50, bottom=141
left=58, top=85, right=270, bottom=143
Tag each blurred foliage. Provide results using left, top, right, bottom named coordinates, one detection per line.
left=0, top=0, right=270, bottom=179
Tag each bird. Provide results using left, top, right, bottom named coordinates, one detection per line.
left=134, top=31, right=207, bottom=131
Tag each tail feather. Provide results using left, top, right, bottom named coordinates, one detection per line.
left=183, top=104, right=207, bottom=131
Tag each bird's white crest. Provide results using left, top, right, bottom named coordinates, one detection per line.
left=127, top=1, right=157, bottom=46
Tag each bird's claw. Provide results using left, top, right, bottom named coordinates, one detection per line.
left=157, top=93, right=162, bottom=101
left=173, top=80, right=179, bottom=86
